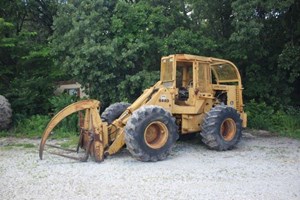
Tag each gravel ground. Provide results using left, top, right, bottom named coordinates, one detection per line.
left=0, top=132, right=299, bottom=200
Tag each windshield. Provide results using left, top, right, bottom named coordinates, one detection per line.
left=211, top=64, right=238, bottom=81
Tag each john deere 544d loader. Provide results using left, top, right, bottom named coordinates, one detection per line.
left=39, top=54, right=247, bottom=162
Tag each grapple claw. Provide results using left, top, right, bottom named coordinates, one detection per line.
left=48, top=151, right=87, bottom=162
left=46, top=144, right=78, bottom=152
left=39, top=100, right=106, bottom=162
left=47, top=135, right=94, bottom=162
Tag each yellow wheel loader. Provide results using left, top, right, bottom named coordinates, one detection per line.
left=39, top=54, right=247, bottom=162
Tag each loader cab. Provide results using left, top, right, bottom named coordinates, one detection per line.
left=160, top=55, right=194, bottom=88
left=160, top=54, right=246, bottom=133
left=160, top=54, right=244, bottom=112
left=175, top=61, right=193, bottom=101
left=160, top=54, right=212, bottom=103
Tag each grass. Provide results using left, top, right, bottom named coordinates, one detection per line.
left=59, top=135, right=80, bottom=148
left=245, top=100, right=300, bottom=139
left=1, top=143, right=36, bottom=150
left=0, top=129, right=78, bottom=153
left=0, top=129, right=78, bottom=139
left=0, top=112, right=79, bottom=139
left=0, top=131, right=12, bottom=137
left=0, top=114, right=80, bottom=149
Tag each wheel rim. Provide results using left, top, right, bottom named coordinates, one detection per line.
left=144, top=121, right=168, bottom=149
left=220, top=118, right=236, bottom=141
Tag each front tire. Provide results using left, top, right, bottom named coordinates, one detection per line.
left=125, top=106, right=178, bottom=162
left=200, top=105, right=242, bottom=150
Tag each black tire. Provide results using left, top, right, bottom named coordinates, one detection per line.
left=0, top=95, right=12, bottom=130
left=125, top=105, right=179, bottom=162
left=200, top=105, right=242, bottom=151
left=101, top=102, right=131, bottom=124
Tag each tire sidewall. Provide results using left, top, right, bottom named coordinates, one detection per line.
left=133, top=112, right=176, bottom=155
left=125, top=105, right=178, bottom=161
left=101, top=102, right=130, bottom=124
left=201, top=105, right=242, bottom=150
left=214, top=107, right=242, bottom=148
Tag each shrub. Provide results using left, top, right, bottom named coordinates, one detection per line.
left=245, top=100, right=300, bottom=138
left=271, top=108, right=300, bottom=138
left=13, top=94, right=80, bottom=138
left=15, top=115, right=51, bottom=138
left=245, top=100, right=275, bottom=130
left=48, top=94, right=79, bottom=137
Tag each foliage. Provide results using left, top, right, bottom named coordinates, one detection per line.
left=48, top=94, right=79, bottom=136
left=271, top=109, right=300, bottom=138
left=246, top=100, right=274, bottom=130
left=117, top=70, right=160, bottom=102
left=246, top=100, right=300, bottom=138
left=228, top=0, right=299, bottom=107
left=49, top=0, right=300, bottom=108
left=50, top=0, right=116, bottom=107
left=0, top=1, right=62, bottom=122
left=278, top=43, right=300, bottom=105
left=14, top=115, right=51, bottom=138
left=50, top=0, right=217, bottom=107
left=0, top=0, right=299, bottom=138
left=49, top=93, right=78, bottom=113
left=10, top=94, right=79, bottom=138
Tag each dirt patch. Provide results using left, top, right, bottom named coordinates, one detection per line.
left=0, top=132, right=299, bottom=200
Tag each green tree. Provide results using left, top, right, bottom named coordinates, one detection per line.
left=51, top=0, right=218, bottom=105
left=0, top=0, right=60, bottom=119
left=228, top=0, right=299, bottom=107
left=50, top=0, right=116, bottom=106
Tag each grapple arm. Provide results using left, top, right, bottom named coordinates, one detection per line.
left=39, top=100, right=106, bottom=162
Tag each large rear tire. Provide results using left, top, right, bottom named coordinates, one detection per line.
left=200, top=105, right=242, bottom=150
left=125, top=106, right=178, bottom=162
left=101, top=102, right=131, bottom=124
left=0, top=95, right=12, bottom=130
